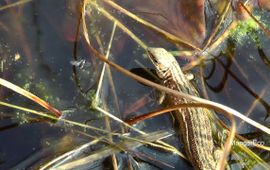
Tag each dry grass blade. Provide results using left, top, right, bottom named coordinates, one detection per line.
left=127, top=98, right=270, bottom=167
left=82, top=33, right=270, bottom=135
left=127, top=102, right=235, bottom=170
left=5, top=105, right=171, bottom=170
left=93, top=106, right=184, bottom=158
left=87, top=1, right=147, bottom=49
left=239, top=1, right=270, bottom=37
left=0, top=78, right=62, bottom=117
left=182, top=2, right=264, bottom=71
left=203, top=0, right=231, bottom=50
left=81, top=1, right=270, bottom=169
left=81, top=7, right=270, bottom=167
left=50, top=130, right=172, bottom=170
left=0, top=0, right=31, bottom=11
left=0, top=100, right=177, bottom=154
left=82, top=0, right=186, bottom=160
left=182, top=18, right=239, bottom=72
left=80, top=2, right=185, bottom=161
left=94, top=22, right=116, bottom=103
left=40, top=138, right=105, bottom=170
left=101, top=0, right=202, bottom=51
left=93, top=21, right=119, bottom=170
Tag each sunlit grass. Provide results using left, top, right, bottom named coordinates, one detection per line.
left=1, top=0, right=270, bottom=169
left=0, top=78, right=62, bottom=117
left=81, top=0, right=270, bottom=169
left=0, top=0, right=32, bottom=11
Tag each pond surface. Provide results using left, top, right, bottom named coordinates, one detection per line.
left=0, top=0, right=270, bottom=169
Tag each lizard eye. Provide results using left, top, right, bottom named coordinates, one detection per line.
left=152, top=57, right=159, bottom=63
left=148, top=53, right=158, bottom=63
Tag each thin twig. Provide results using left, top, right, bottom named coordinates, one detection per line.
left=82, top=31, right=270, bottom=135
left=88, top=1, right=147, bottom=49
left=239, top=2, right=270, bottom=37
left=0, top=78, right=62, bottom=117
left=0, top=0, right=32, bottom=11
left=102, top=0, right=201, bottom=51
left=203, top=0, right=231, bottom=50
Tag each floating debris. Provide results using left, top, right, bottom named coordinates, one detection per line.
left=70, top=59, right=87, bottom=69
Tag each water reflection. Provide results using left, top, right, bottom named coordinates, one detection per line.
left=202, top=25, right=270, bottom=133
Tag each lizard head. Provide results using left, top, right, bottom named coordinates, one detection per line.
left=147, top=48, right=177, bottom=73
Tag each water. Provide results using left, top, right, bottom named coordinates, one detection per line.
left=0, top=0, right=269, bottom=169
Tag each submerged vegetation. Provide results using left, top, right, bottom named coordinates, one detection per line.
left=230, top=17, right=261, bottom=45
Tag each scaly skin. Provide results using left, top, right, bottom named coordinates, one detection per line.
left=147, top=48, right=219, bottom=170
